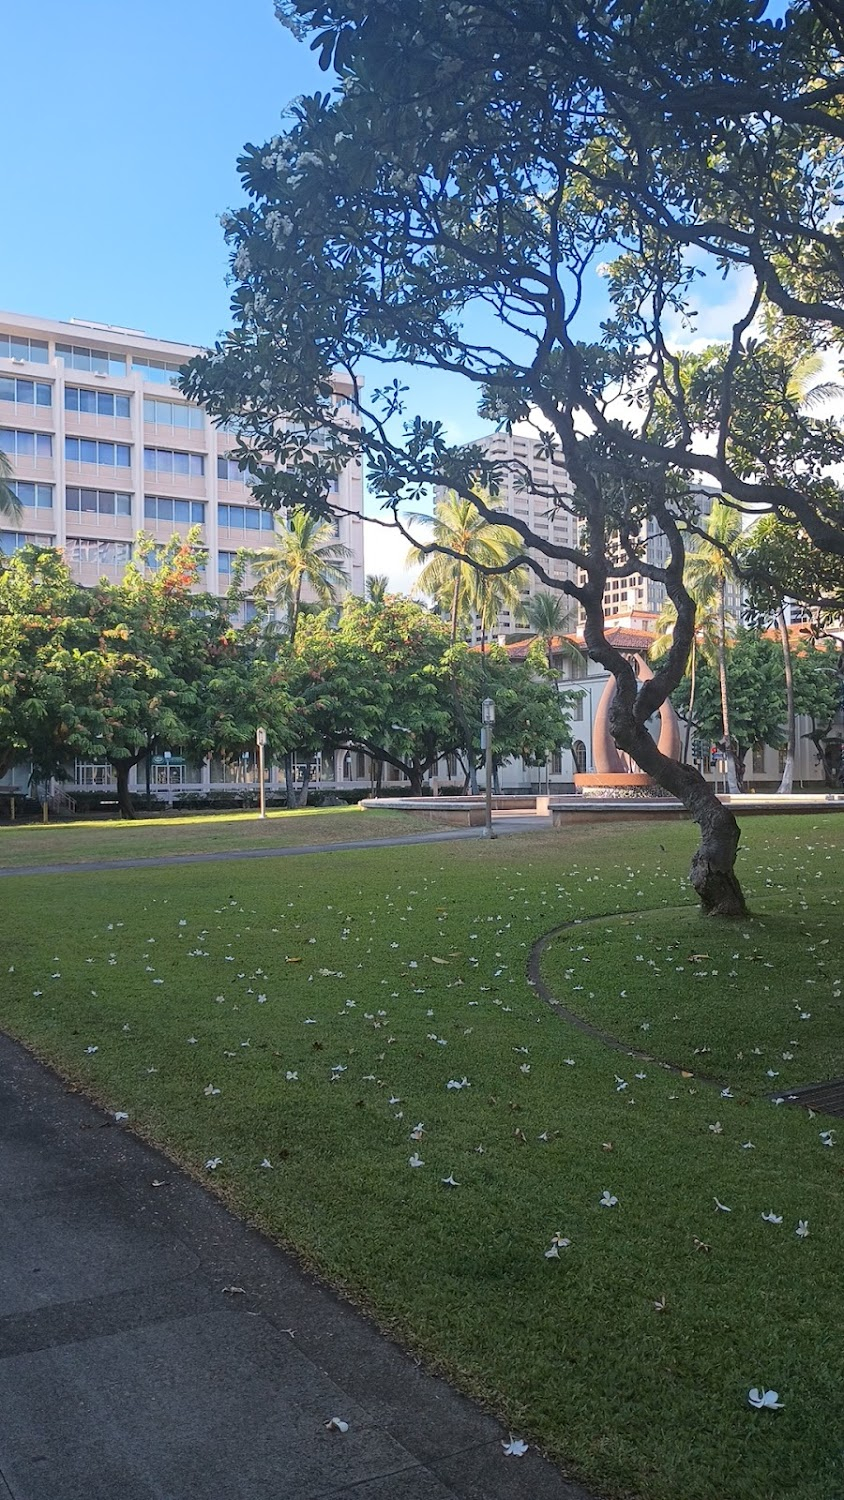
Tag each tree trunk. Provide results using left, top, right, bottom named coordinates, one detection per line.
left=284, top=752, right=296, bottom=809
left=115, top=763, right=135, bottom=820
left=776, top=607, right=795, bottom=795
left=682, top=637, right=697, bottom=763
left=716, top=582, right=741, bottom=794
left=374, top=757, right=384, bottom=796
left=296, top=761, right=312, bottom=808
left=408, top=761, right=426, bottom=795
left=450, top=573, right=461, bottom=646
left=608, top=688, right=749, bottom=918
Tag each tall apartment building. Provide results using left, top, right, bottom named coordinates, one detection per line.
left=0, top=311, right=365, bottom=602
left=453, top=429, right=578, bottom=642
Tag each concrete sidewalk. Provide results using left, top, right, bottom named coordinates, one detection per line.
left=0, top=1032, right=591, bottom=1500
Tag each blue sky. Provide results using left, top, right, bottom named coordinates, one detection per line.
left=0, top=0, right=754, bottom=586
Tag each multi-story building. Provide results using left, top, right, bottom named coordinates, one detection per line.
left=0, top=310, right=365, bottom=600
left=434, top=429, right=578, bottom=643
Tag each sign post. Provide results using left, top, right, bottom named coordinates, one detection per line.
left=482, top=698, right=496, bottom=840
left=256, top=728, right=267, bottom=819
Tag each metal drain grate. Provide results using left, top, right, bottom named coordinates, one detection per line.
left=779, top=1079, right=844, bottom=1119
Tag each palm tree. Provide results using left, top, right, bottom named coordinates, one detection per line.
left=651, top=591, right=720, bottom=763
left=523, top=590, right=585, bottom=674
left=684, top=501, right=743, bottom=793
left=0, top=450, right=22, bottom=523
left=365, top=574, right=389, bottom=605
left=252, top=507, right=350, bottom=643
left=406, top=490, right=526, bottom=645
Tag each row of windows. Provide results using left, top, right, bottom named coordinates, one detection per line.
left=66, top=437, right=131, bottom=467
left=133, top=357, right=182, bottom=385
left=218, top=504, right=274, bottom=531
left=0, top=428, right=52, bottom=459
left=0, top=530, right=52, bottom=553
left=144, top=397, right=203, bottom=429
left=217, top=457, right=247, bottom=482
left=0, top=335, right=49, bottom=364
left=143, top=496, right=206, bottom=524
left=65, top=538, right=134, bottom=567
left=65, top=386, right=130, bottom=418
left=66, top=487, right=131, bottom=518
left=55, top=342, right=127, bottom=376
left=0, top=376, right=51, bottom=407
left=9, top=481, right=53, bottom=510
left=144, top=447, right=204, bottom=477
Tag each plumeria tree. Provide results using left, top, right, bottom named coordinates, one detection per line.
left=183, top=0, right=844, bottom=914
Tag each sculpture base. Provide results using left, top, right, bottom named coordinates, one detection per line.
left=574, top=773, right=674, bottom=800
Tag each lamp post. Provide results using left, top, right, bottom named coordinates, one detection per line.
left=256, top=727, right=267, bottom=819
left=482, top=697, right=496, bottom=839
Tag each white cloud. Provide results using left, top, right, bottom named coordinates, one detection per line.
left=362, top=512, right=430, bottom=595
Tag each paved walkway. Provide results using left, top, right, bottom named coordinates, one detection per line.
left=0, top=817, right=550, bottom=880
left=0, top=1031, right=591, bottom=1500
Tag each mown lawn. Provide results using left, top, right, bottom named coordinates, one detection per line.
left=0, top=804, right=438, bottom=867
left=1, top=816, right=842, bottom=1500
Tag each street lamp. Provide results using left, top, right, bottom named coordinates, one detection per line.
left=256, top=727, right=267, bottom=819
left=482, top=698, right=496, bottom=839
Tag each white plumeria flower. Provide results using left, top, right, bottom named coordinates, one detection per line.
left=204, top=1084, right=221, bottom=1097
left=85, top=1046, right=99, bottom=1055
left=748, top=1388, right=783, bottom=1410
left=205, top=1158, right=223, bottom=1170
left=446, top=1077, right=470, bottom=1090
left=408, top=1153, right=425, bottom=1168
left=502, top=1435, right=528, bottom=1456
left=324, top=1417, right=349, bottom=1433
left=741, top=1142, right=755, bottom=1150
left=260, top=1159, right=273, bottom=1169
left=600, top=1190, right=618, bottom=1208
left=410, top=1123, right=425, bottom=1140
left=285, top=1071, right=298, bottom=1081
left=795, top=1219, right=810, bottom=1239
left=714, top=1198, right=732, bottom=1212
left=761, top=1211, right=783, bottom=1224
left=441, top=1174, right=459, bottom=1187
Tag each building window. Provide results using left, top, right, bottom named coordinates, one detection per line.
left=66, top=487, right=132, bottom=518
left=143, top=397, right=203, bottom=430
left=10, top=482, right=53, bottom=510
left=73, top=760, right=116, bottom=788
left=65, top=437, right=130, bottom=467
left=65, top=386, right=130, bottom=418
left=551, top=749, right=563, bottom=775
left=133, top=357, right=183, bottom=386
left=218, top=551, right=235, bottom=575
left=572, top=691, right=584, bottom=722
left=0, top=428, right=52, bottom=460
left=144, top=447, right=204, bottom=477
left=0, top=334, right=49, bottom=364
left=66, top=538, right=133, bottom=569
left=217, top=456, right=248, bottom=481
left=143, top=496, right=205, bottom=525
left=0, top=376, right=51, bottom=407
left=572, top=739, right=587, bottom=773
left=0, top=530, right=53, bottom=553
left=55, top=342, right=126, bottom=376
left=218, top=503, right=274, bottom=532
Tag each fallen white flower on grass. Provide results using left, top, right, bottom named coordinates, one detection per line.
left=502, top=1435, right=528, bottom=1457
left=748, top=1388, right=783, bottom=1410
left=714, top=1198, right=732, bottom=1213
left=761, top=1211, right=783, bottom=1224
left=410, top=1123, right=425, bottom=1140
left=544, top=1234, right=571, bottom=1258
left=113, top=1112, right=129, bottom=1122
left=796, top=1219, right=810, bottom=1239
left=205, top=1158, right=223, bottom=1170
left=446, top=1077, right=470, bottom=1090
left=204, top=1085, right=221, bottom=1097
left=409, top=1153, right=425, bottom=1168
left=260, top=1159, right=273, bottom=1169
left=285, top=1071, right=298, bottom=1081
left=324, top=1417, right=349, bottom=1433
left=600, top=1190, right=618, bottom=1208
left=708, top=1123, right=723, bottom=1135
left=819, top=1130, right=835, bottom=1147
left=441, top=1174, right=459, bottom=1187
left=85, top=1046, right=98, bottom=1055
left=741, top=1142, right=755, bottom=1150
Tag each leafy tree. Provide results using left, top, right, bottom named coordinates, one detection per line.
left=458, top=642, right=577, bottom=786
left=84, top=535, right=231, bottom=818
left=365, top=574, right=389, bottom=605
left=334, top=596, right=466, bottom=794
left=181, top=1, right=844, bottom=912
left=281, top=610, right=387, bottom=805
left=674, top=634, right=786, bottom=788
left=0, top=546, right=101, bottom=785
left=791, top=639, right=844, bottom=788
left=252, top=507, right=350, bottom=642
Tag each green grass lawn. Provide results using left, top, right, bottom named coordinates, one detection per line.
left=0, top=804, right=440, bottom=867
left=1, top=816, right=842, bottom=1500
